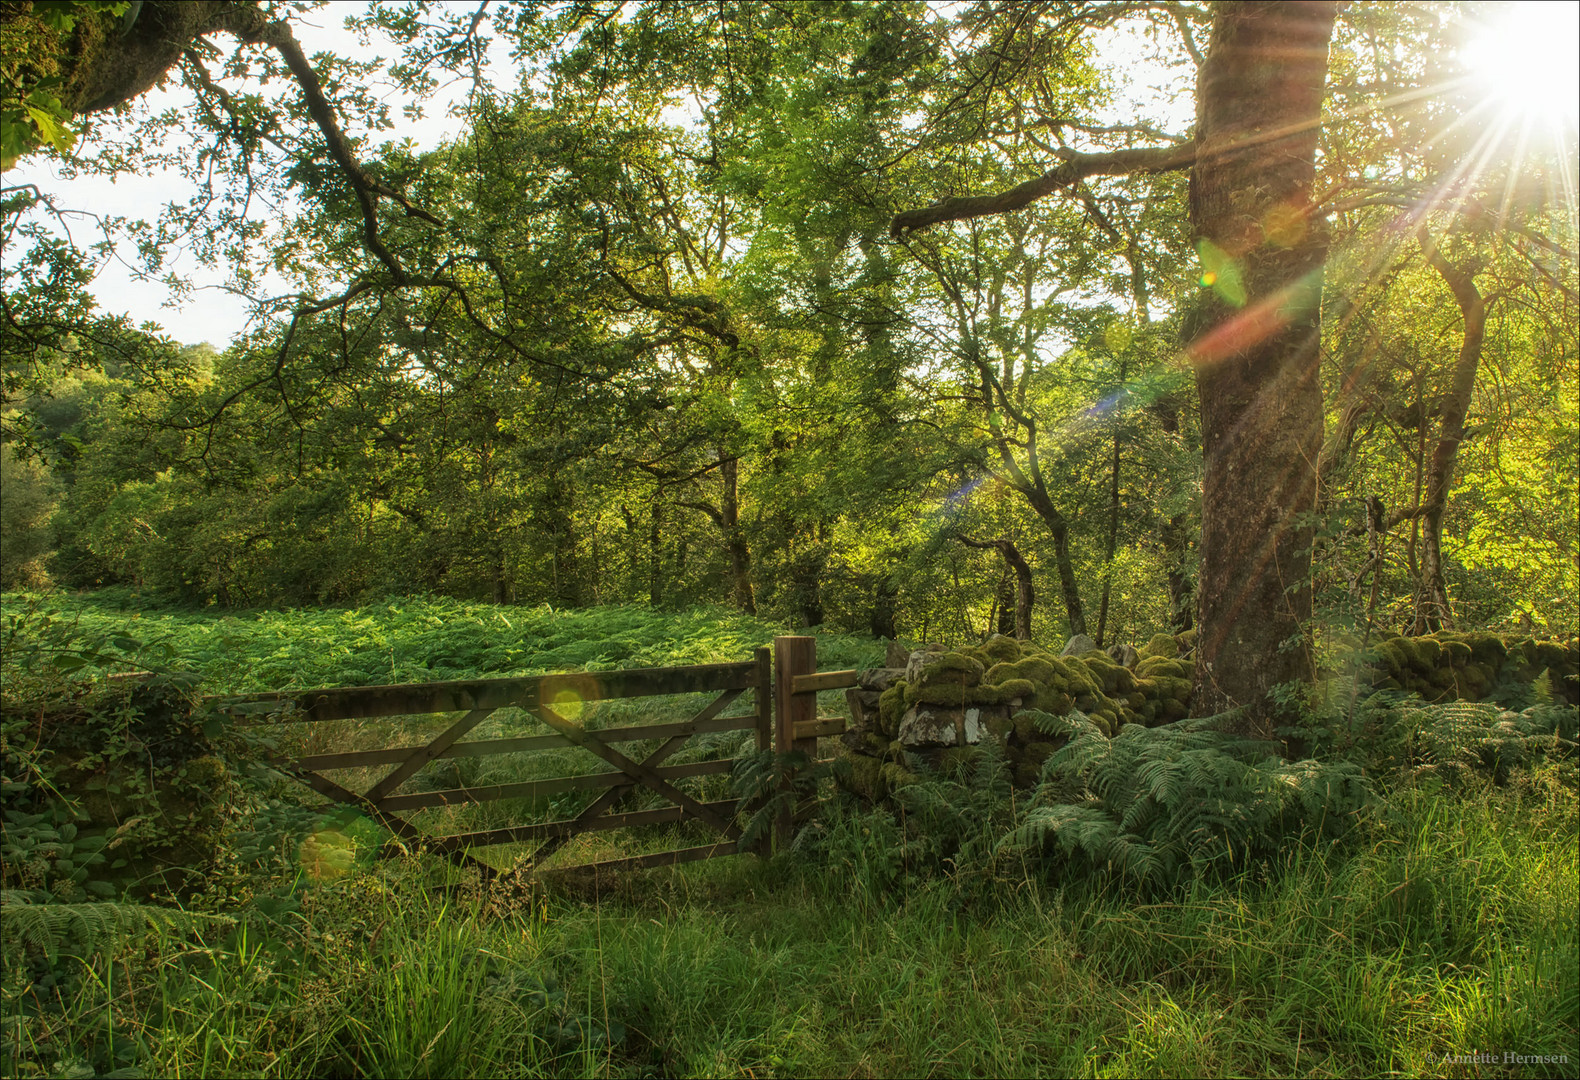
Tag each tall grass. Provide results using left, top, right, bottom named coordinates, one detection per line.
left=6, top=766, right=1573, bottom=1078
left=4, top=593, right=1575, bottom=1077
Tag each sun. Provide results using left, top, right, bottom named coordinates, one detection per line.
left=1458, top=2, right=1580, bottom=127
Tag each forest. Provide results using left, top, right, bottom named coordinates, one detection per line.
left=1, top=1, right=1577, bottom=1077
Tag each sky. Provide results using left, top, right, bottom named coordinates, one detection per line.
left=5, top=3, right=1194, bottom=349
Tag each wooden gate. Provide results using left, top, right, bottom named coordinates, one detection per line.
left=214, top=638, right=859, bottom=876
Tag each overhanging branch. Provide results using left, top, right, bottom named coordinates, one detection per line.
left=890, top=143, right=1195, bottom=238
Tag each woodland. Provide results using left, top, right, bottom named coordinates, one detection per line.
left=0, top=2, right=1577, bottom=1077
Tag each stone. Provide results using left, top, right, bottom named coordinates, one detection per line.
left=885, top=640, right=911, bottom=668
left=896, top=704, right=995, bottom=748
left=1106, top=643, right=1140, bottom=669
left=1061, top=634, right=1098, bottom=656
left=858, top=667, right=905, bottom=692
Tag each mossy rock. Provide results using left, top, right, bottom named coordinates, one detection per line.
left=906, top=682, right=977, bottom=708
left=1020, top=740, right=1061, bottom=767
left=878, top=683, right=907, bottom=736
left=879, top=762, right=919, bottom=790
left=1436, top=639, right=1472, bottom=666
left=1375, top=640, right=1408, bottom=677
left=1139, top=633, right=1179, bottom=660
left=986, top=656, right=1055, bottom=687
left=1032, top=690, right=1074, bottom=716
left=979, top=635, right=1024, bottom=665
left=1151, top=675, right=1193, bottom=702
left=1137, top=656, right=1189, bottom=680
left=978, top=678, right=1036, bottom=705
left=985, top=711, right=1014, bottom=739
left=1012, top=711, right=1039, bottom=742
left=1013, top=762, right=1043, bottom=789
left=936, top=745, right=985, bottom=777
left=918, top=652, right=985, bottom=687
left=840, top=753, right=887, bottom=800
left=1050, top=657, right=1101, bottom=696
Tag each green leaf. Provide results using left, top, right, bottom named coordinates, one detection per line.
left=24, top=104, right=76, bottom=155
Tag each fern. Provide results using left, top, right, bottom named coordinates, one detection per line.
left=0, top=890, right=235, bottom=965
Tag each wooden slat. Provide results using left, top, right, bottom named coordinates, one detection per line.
left=792, top=717, right=847, bottom=740
left=378, top=757, right=737, bottom=812
left=754, top=646, right=773, bottom=753
left=213, top=661, right=758, bottom=722
left=364, top=708, right=493, bottom=806
left=544, top=840, right=740, bottom=876
left=421, top=800, right=739, bottom=854
left=790, top=669, right=859, bottom=694
left=532, top=703, right=740, bottom=838
left=297, top=711, right=758, bottom=771
left=521, top=689, right=745, bottom=869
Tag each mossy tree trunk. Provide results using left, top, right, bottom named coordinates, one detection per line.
left=1189, top=1, right=1337, bottom=734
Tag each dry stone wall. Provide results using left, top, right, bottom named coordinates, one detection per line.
left=838, top=630, right=1579, bottom=801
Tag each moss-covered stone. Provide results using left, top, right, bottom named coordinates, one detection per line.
left=1140, top=633, right=1179, bottom=659
left=878, top=683, right=907, bottom=736
left=979, top=635, right=1023, bottom=665
left=841, top=753, right=887, bottom=800
left=918, top=651, right=985, bottom=687
left=880, top=762, right=918, bottom=790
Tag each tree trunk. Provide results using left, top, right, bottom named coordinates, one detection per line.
left=1189, top=2, right=1336, bottom=733
left=1096, top=357, right=1128, bottom=648
left=720, top=457, right=756, bottom=614
left=995, top=571, right=1016, bottom=636
left=870, top=575, right=899, bottom=639
left=959, top=535, right=1036, bottom=640
left=1023, top=483, right=1086, bottom=637
left=1412, top=248, right=1486, bottom=633
left=648, top=498, right=664, bottom=606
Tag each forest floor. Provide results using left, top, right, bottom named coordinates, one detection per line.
left=2, top=592, right=1576, bottom=1078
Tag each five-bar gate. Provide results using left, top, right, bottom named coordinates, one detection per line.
left=213, top=637, right=858, bottom=876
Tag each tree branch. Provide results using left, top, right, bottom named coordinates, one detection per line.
left=890, top=143, right=1194, bottom=238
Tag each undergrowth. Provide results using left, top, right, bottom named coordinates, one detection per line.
left=1, top=593, right=1576, bottom=1077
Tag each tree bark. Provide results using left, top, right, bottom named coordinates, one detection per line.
left=679, top=455, right=755, bottom=614
left=1022, top=483, right=1086, bottom=638
left=1412, top=247, right=1487, bottom=633
left=1096, top=357, right=1128, bottom=648
left=1189, top=2, right=1337, bottom=733
left=958, top=535, right=1036, bottom=640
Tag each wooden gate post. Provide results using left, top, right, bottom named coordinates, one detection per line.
left=773, top=635, right=818, bottom=849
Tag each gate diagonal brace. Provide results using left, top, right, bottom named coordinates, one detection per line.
left=531, top=703, right=741, bottom=840
left=523, top=732, right=691, bottom=868
left=363, top=707, right=495, bottom=807
left=271, top=756, right=491, bottom=873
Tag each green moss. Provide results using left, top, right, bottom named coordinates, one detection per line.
left=878, top=683, right=907, bottom=736
left=1375, top=640, right=1408, bottom=677
left=985, top=711, right=1014, bottom=738
left=979, top=635, right=1023, bottom=665
left=907, top=682, right=973, bottom=707
left=1050, top=657, right=1100, bottom=696
left=918, top=652, right=985, bottom=687
left=841, top=753, right=886, bottom=800
left=1139, top=633, right=1179, bottom=659
left=1021, top=740, right=1060, bottom=767
left=1437, top=639, right=1472, bottom=666
left=979, top=678, right=1036, bottom=704
left=1032, top=690, right=1074, bottom=716
left=1137, top=656, right=1188, bottom=680
left=879, top=762, right=918, bottom=790
left=937, top=745, right=984, bottom=776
